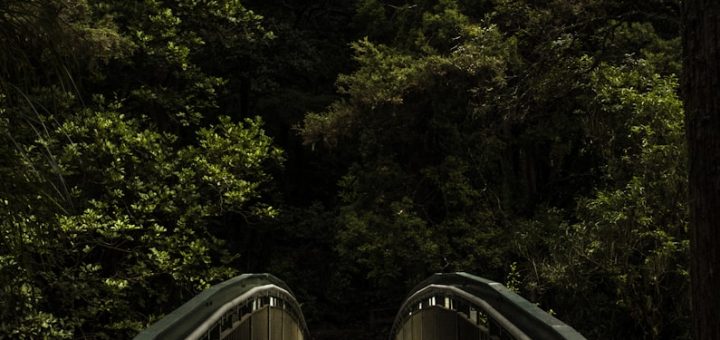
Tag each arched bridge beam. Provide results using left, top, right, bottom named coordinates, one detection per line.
left=390, top=272, right=586, bottom=340
left=134, top=273, right=310, bottom=340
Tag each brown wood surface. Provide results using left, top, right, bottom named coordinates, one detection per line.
left=683, top=1, right=720, bottom=339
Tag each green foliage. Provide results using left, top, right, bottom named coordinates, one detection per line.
left=516, top=60, right=688, bottom=338
left=0, top=0, right=132, bottom=88
left=0, top=3, right=284, bottom=335
left=90, top=0, right=271, bottom=127
left=302, top=0, right=688, bottom=338
left=0, top=106, right=283, bottom=337
left=0, top=0, right=691, bottom=338
left=302, top=14, right=518, bottom=306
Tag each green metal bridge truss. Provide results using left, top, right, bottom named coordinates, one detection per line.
left=135, top=272, right=585, bottom=340
left=134, top=274, right=309, bottom=340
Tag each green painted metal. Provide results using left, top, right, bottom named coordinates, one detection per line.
left=134, top=273, right=309, bottom=340
left=390, top=272, right=586, bottom=340
left=136, top=272, right=585, bottom=340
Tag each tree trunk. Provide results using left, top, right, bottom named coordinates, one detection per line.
left=682, top=1, right=720, bottom=339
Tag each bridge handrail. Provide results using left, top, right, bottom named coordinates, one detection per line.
left=134, top=273, right=310, bottom=340
left=389, top=272, right=585, bottom=340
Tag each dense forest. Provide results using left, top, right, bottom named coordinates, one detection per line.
left=0, top=0, right=690, bottom=339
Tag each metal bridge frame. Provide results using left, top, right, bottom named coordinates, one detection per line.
left=134, top=273, right=310, bottom=340
left=389, top=272, right=585, bottom=340
left=135, top=272, right=585, bottom=339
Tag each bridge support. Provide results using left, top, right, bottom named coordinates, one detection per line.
left=134, top=274, right=309, bottom=340
left=135, top=272, right=585, bottom=340
left=389, top=272, right=586, bottom=340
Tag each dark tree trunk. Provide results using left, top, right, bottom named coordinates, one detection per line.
left=682, top=1, right=720, bottom=339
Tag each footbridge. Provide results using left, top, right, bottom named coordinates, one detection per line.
left=389, top=272, right=585, bottom=340
left=134, top=274, right=309, bottom=340
left=135, top=272, right=585, bottom=340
